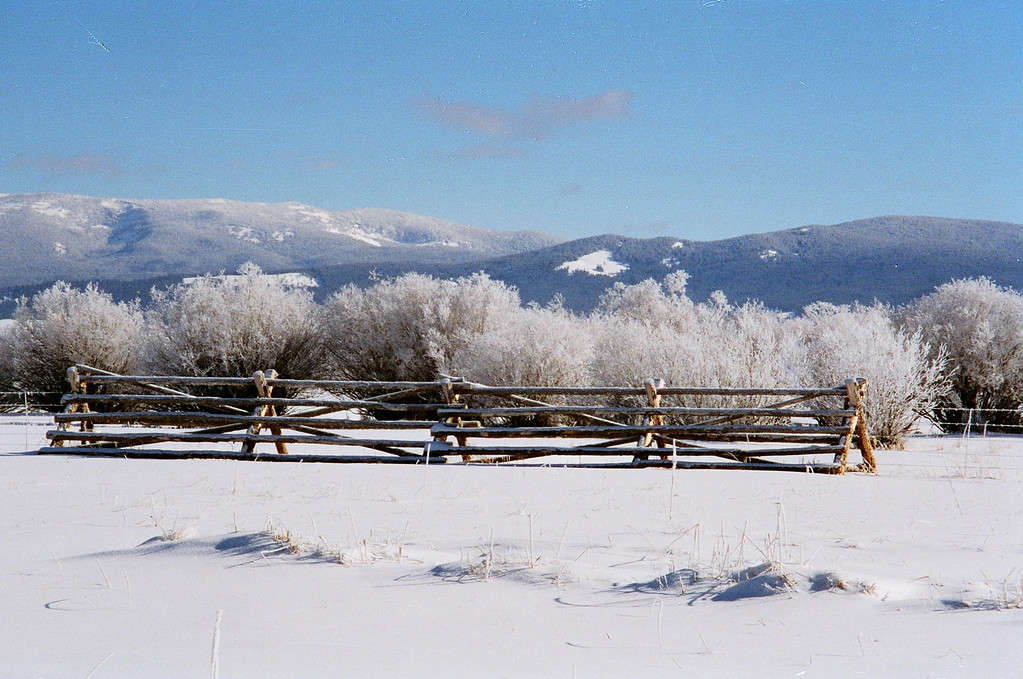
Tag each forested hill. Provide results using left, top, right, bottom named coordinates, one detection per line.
left=285, top=215, right=1023, bottom=313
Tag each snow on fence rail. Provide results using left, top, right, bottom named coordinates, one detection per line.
left=40, top=365, right=877, bottom=473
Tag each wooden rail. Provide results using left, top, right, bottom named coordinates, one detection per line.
left=40, top=365, right=877, bottom=473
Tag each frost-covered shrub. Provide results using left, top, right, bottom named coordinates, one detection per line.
left=899, top=277, right=1023, bottom=431
left=596, top=271, right=695, bottom=329
left=801, top=302, right=950, bottom=448
left=451, top=305, right=593, bottom=387
left=591, top=277, right=807, bottom=419
left=142, top=264, right=325, bottom=395
left=12, top=282, right=144, bottom=406
left=448, top=305, right=595, bottom=423
left=322, top=272, right=521, bottom=383
left=704, top=298, right=808, bottom=391
left=0, top=322, right=19, bottom=411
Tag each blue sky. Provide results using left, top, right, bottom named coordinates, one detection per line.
left=2, top=1, right=1020, bottom=240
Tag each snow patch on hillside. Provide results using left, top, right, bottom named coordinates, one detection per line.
left=182, top=272, right=318, bottom=288
left=32, top=201, right=72, bottom=221
left=228, top=226, right=260, bottom=244
left=759, top=249, right=779, bottom=261
left=415, top=240, right=464, bottom=248
left=557, top=250, right=629, bottom=277
left=345, top=229, right=385, bottom=247
left=289, top=204, right=334, bottom=226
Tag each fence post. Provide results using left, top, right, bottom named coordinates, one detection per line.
left=642, top=378, right=667, bottom=458
left=854, top=378, right=877, bottom=472
left=241, top=370, right=288, bottom=455
left=835, top=379, right=860, bottom=473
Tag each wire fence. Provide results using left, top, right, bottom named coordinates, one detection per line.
left=0, top=391, right=64, bottom=414
left=915, top=406, right=1023, bottom=436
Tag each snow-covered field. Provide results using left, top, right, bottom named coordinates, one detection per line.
left=4, top=416, right=1023, bottom=678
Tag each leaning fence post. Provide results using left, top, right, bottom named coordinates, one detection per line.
left=853, top=378, right=877, bottom=472
left=439, top=377, right=470, bottom=458
left=53, top=367, right=80, bottom=445
left=242, top=370, right=288, bottom=455
left=262, top=369, right=288, bottom=455
left=835, top=379, right=860, bottom=473
left=62, top=365, right=93, bottom=435
left=642, top=378, right=667, bottom=458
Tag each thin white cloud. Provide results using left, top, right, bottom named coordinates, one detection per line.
left=11, top=153, right=123, bottom=177
left=412, top=89, right=633, bottom=141
left=446, top=143, right=525, bottom=161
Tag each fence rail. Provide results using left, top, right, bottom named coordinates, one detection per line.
left=40, top=365, right=877, bottom=473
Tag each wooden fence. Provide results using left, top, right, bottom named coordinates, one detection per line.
left=41, top=365, right=877, bottom=473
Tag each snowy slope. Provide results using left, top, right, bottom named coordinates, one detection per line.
left=0, top=193, right=564, bottom=289
left=3, top=419, right=1023, bottom=677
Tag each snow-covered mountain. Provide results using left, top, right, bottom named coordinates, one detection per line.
left=0, top=193, right=564, bottom=289
left=301, top=215, right=1023, bottom=313
left=1, top=195, right=1021, bottom=315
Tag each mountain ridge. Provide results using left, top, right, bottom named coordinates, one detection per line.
left=0, top=192, right=564, bottom=289
left=1, top=192, right=1021, bottom=315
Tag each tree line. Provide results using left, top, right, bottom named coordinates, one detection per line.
left=2, top=264, right=1021, bottom=448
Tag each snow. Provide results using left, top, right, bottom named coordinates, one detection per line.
left=759, top=249, right=779, bottom=261
left=3, top=416, right=1023, bottom=677
left=415, top=239, right=463, bottom=248
left=53, top=241, right=67, bottom=256
left=31, top=200, right=72, bottom=220
left=288, top=203, right=334, bottom=226
left=671, top=241, right=685, bottom=249
left=227, top=225, right=260, bottom=244
left=345, top=229, right=385, bottom=247
left=557, top=250, right=629, bottom=277
left=182, top=272, right=318, bottom=288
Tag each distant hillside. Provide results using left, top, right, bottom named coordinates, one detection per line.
left=279, top=216, right=1022, bottom=313
left=0, top=193, right=564, bottom=289
left=1, top=198, right=1021, bottom=316
left=452, top=215, right=1023, bottom=311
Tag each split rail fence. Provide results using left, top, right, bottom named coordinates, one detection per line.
left=41, top=365, right=877, bottom=473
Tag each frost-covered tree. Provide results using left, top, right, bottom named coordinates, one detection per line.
left=899, top=277, right=1023, bottom=431
left=595, top=271, right=695, bottom=329
left=322, top=272, right=521, bottom=383
left=0, top=322, right=19, bottom=411
left=12, top=282, right=144, bottom=405
left=801, top=302, right=950, bottom=447
left=142, top=264, right=325, bottom=391
left=591, top=277, right=807, bottom=419
left=448, top=304, right=595, bottom=422
left=450, top=305, right=593, bottom=387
